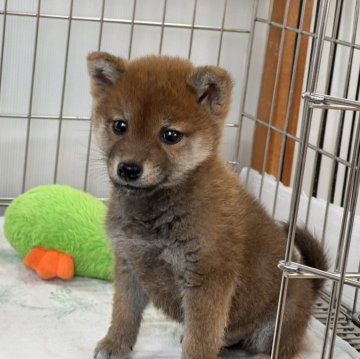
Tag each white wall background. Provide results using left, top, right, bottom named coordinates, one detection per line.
left=0, top=0, right=270, bottom=200
left=1, top=0, right=358, bottom=215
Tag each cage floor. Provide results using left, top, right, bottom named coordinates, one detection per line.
left=0, top=216, right=359, bottom=358
left=314, top=295, right=360, bottom=352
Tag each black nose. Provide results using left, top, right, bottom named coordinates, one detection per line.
left=117, top=162, right=142, bottom=181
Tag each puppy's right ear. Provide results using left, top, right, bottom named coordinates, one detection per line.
left=87, top=52, right=127, bottom=92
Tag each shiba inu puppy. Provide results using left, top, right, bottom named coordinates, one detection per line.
left=87, top=52, right=327, bottom=359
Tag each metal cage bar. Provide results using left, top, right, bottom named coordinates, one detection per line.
left=52, top=0, right=74, bottom=184
left=83, top=0, right=106, bottom=192
left=271, top=1, right=331, bottom=357
left=20, top=0, right=42, bottom=193
left=233, top=0, right=260, bottom=168
left=257, top=0, right=292, bottom=200
left=1, top=1, right=360, bottom=358
left=271, top=0, right=309, bottom=218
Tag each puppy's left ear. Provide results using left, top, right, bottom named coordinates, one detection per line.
left=187, top=66, right=232, bottom=116
left=87, top=51, right=127, bottom=93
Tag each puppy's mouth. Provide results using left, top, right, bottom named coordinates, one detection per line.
left=123, top=183, right=158, bottom=192
left=110, top=178, right=165, bottom=195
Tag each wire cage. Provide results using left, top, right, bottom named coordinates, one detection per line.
left=240, top=1, right=360, bottom=358
left=1, top=0, right=360, bottom=358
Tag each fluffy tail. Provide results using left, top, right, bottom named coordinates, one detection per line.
left=283, top=224, right=329, bottom=291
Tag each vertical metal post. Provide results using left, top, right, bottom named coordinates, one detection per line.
left=216, top=0, right=228, bottom=66
left=243, top=0, right=274, bottom=186
left=327, top=110, right=360, bottom=358
left=0, top=0, right=8, bottom=99
left=158, top=0, right=167, bottom=55
left=127, top=0, right=137, bottom=60
left=271, top=1, right=330, bottom=357
left=352, top=258, right=360, bottom=317
left=257, top=0, right=291, bottom=199
left=83, top=0, right=106, bottom=192
left=233, top=0, right=260, bottom=172
left=187, top=0, right=198, bottom=59
left=21, top=0, right=42, bottom=192
left=53, top=0, right=74, bottom=183
left=271, top=0, right=308, bottom=217
left=304, top=0, right=344, bottom=229
left=320, top=0, right=360, bottom=245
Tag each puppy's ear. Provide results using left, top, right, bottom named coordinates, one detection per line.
left=187, top=66, right=232, bottom=115
left=87, top=51, right=127, bottom=91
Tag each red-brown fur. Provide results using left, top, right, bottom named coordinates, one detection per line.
left=87, top=52, right=327, bottom=359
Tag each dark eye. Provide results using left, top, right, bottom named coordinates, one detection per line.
left=161, top=129, right=183, bottom=145
left=112, top=120, right=128, bottom=134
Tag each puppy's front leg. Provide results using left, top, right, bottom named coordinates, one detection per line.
left=181, top=272, right=235, bottom=359
left=94, top=258, right=149, bottom=359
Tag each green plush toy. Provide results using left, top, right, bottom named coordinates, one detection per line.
left=3, top=185, right=114, bottom=281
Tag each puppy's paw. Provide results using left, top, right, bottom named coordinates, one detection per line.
left=93, top=338, right=132, bottom=359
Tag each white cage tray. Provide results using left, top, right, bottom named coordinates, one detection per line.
left=0, top=217, right=358, bottom=359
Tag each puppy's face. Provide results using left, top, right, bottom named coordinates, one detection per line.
left=87, top=53, right=232, bottom=195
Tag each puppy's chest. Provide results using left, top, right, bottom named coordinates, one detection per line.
left=112, top=205, right=203, bottom=287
